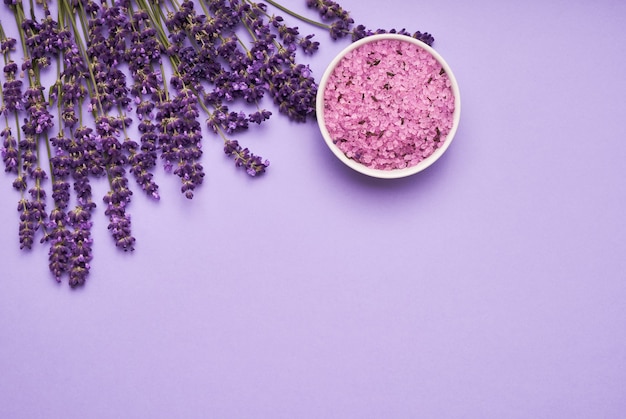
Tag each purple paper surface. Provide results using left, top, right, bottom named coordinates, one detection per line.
left=1, top=0, right=626, bottom=418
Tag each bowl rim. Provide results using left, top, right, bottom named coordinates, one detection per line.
left=315, top=33, right=461, bottom=179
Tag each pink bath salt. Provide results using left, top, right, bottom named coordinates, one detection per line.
left=323, top=39, right=455, bottom=171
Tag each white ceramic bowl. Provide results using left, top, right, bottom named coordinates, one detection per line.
left=316, top=34, right=461, bottom=179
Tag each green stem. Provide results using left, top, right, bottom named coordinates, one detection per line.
left=136, top=0, right=171, bottom=49
left=0, top=45, right=24, bottom=185
left=10, top=3, right=33, bottom=87
left=12, top=3, right=51, bottom=234
left=252, top=0, right=331, bottom=31
left=71, top=0, right=105, bottom=115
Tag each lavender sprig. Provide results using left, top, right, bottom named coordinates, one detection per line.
left=79, top=0, right=137, bottom=250
left=67, top=202, right=95, bottom=287
left=1, top=127, right=18, bottom=173
left=124, top=8, right=163, bottom=199
left=15, top=3, right=63, bottom=249
left=239, top=1, right=318, bottom=122
left=224, top=139, right=269, bottom=177
left=66, top=125, right=99, bottom=286
left=0, top=25, right=22, bottom=176
left=97, top=115, right=135, bottom=250
left=265, top=0, right=435, bottom=44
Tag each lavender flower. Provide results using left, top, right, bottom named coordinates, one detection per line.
left=0, top=35, right=16, bottom=53
left=103, top=181, right=135, bottom=251
left=68, top=204, right=95, bottom=287
left=2, top=61, right=23, bottom=114
left=91, top=118, right=135, bottom=255
left=66, top=140, right=98, bottom=287
left=78, top=1, right=135, bottom=256
left=248, top=109, right=272, bottom=124
left=128, top=100, right=159, bottom=199
left=298, top=34, right=320, bottom=54
left=351, top=25, right=435, bottom=46
left=170, top=86, right=205, bottom=199
left=238, top=3, right=318, bottom=122
left=50, top=134, right=72, bottom=210
left=22, top=86, right=54, bottom=136
left=15, top=77, right=53, bottom=248
left=47, top=208, right=71, bottom=282
left=21, top=11, right=62, bottom=70
left=58, top=28, right=87, bottom=129
left=153, top=79, right=205, bottom=199
left=126, top=10, right=163, bottom=97
left=84, top=0, right=131, bottom=113
left=123, top=9, right=167, bottom=200
left=12, top=175, right=26, bottom=191
left=28, top=166, right=49, bottom=234
left=73, top=125, right=105, bottom=178
left=95, top=115, right=136, bottom=249
left=267, top=61, right=317, bottom=122
left=306, top=0, right=351, bottom=21
left=224, top=139, right=269, bottom=177
left=17, top=198, right=36, bottom=250
left=1, top=127, right=18, bottom=173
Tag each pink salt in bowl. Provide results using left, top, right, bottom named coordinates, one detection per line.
left=316, top=33, right=461, bottom=179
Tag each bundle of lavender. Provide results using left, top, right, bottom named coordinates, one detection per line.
left=0, top=0, right=433, bottom=287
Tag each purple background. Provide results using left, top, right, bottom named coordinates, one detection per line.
left=2, top=0, right=626, bottom=417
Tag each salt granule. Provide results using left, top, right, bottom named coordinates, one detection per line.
left=323, top=39, right=455, bottom=171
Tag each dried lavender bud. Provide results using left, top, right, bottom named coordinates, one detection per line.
left=1, top=127, right=18, bottom=173
left=22, top=86, right=54, bottom=136
left=21, top=13, right=62, bottom=70
left=271, top=15, right=300, bottom=48
left=299, top=34, right=320, bottom=54
left=58, top=29, right=87, bottom=129
left=19, top=134, right=38, bottom=177
left=104, top=188, right=135, bottom=251
left=351, top=25, right=434, bottom=46
left=67, top=208, right=94, bottom=288
left=71, top=126, right=104, bottom=178
left=18, top=199, right=36, bottom=250
left=12, top=175, right=26, bottom=192
left=0, top=36, right=16, bottom=53
left=248, top=109, right=272, bottom=124
left=267, top=62, right=317, bottom=122
left=2, top=61, right=23, bottom=114
left=156, top=86, right=205, bottom=199
left=26, top=167, right=49, bottom=236
left=125, top=138, right=159, bottom=200
left=127, top=10, right=163, bottom=97
left=306, top=0, right=351, bottom=21
left=85, top=1, right=131, bottom=113
left=225, top=110, right=249, bottom=134
left=127, top=100, right=160, bottom=199
left=95, top=116, right=136, bottom=249
left=224, top=139, right=270, bottom=177
left=328, top=18, right=354, bottom=40
left=52, top=180, right=70, bottom=208
left=47, top=211, right=71, bottom=282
